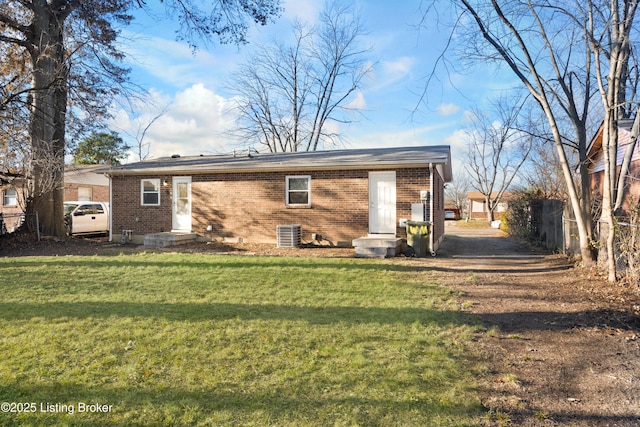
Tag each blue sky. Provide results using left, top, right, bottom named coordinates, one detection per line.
left=108, top=0, right=514, bottom=174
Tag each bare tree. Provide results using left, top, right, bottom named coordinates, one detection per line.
left=465, top=96, right=534, bottom=222
left=421, top=0, right=603, bottom=265
left=0, top=0, right=282, bottom=237
left=590, top=0, right=639, bottom=281
left=445, top=174, right=470, bottom=214
left=525, top=137, right=572, bottom=200
left=114, top=102, right=169, bottom=162
left=229, top=1, right=371, bottom=152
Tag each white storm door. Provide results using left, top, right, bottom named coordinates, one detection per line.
left=369, top=171, right=396, bottom=235
left=172, top=177, right=192, bottom=232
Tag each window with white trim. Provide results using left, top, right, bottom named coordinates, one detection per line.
left=3, top=188, right=17, bottom=206
left=78, top=187, right=93, bottom=201
left=141, top=179, right=161, bottom=206
left=286, top=176, right=311, bottom=206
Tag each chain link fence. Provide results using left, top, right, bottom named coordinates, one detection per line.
left=0, top=212, right=40, bottom=241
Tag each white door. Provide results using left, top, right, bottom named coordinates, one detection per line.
left=369, top=171, right=396, bottom=235
left=172, top=177, right=192, bottom=232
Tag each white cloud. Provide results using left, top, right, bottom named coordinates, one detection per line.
left=110, top=84, right=238, bottom=162
left=120, top=30, right=237, bottom=90
left=349, top=122, right=454, bottom=149
left=443, top=129, right=471, bottom=180
left=281, top=0, right=323, bottom=22
left=382, top=56, right=415, bottom=78
left=369, top=56, right=416, bottom=92
left=344, top=91, right=367, bottom=110
left=437, top=103, right=460, bottom=116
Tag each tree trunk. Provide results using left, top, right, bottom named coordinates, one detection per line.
left=601, top=119, right=618, bottom=282
left=544, top=104, right=595, bottom=266
left=27, top=2, right=68, bottom=238
left=485, top=196, right=494, bottom=223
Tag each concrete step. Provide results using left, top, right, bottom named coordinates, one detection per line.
left=144, top=232, right=197, bottom=247
left=352, top=236, right=403, bottom=258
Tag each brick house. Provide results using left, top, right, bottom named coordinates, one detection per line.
left=467, top=191, right=512, bottom=220
left=587, top=118, right=640, bottom=214
left=1, top=165, right=109, bottom=233
left=104, top=146, right=453, bottom=253
left=0, top=172, right=25, bottom=232
left=64, top=164, right=110, bottom=202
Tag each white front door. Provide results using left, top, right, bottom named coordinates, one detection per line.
left=172, top=177, right=192, bottom=232
left=369, top=171, right=396, bottom=235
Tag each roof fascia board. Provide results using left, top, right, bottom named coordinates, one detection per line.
left=105, top=161, right=449, bottom=177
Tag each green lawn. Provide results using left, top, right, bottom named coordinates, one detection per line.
left=0, top=253, right=484, bottom=426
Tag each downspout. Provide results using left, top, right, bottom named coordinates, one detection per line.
left=107, top=172, right=113, bottom=242
left=429, top=163, right=436, bottom=256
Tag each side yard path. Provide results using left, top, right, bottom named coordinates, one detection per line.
left=427, top=224, right=640, bottom=426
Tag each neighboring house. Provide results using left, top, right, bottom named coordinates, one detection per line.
left=103, top=146, right=453, bottom=252
left=0, top=172, right=25, bottom=232
left=64, top=164, right=110, bottom=202
left=467, top=191, right=512, bottom=220
left=587, top=118, right=640, bottom=214
left=444, top=199, right=464, bottom=220
left=0, top=165, right=109, bottom=233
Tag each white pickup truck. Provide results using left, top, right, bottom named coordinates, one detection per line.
left=64, top=201, right=110, bottom=235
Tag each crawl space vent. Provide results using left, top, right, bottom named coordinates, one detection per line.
left=277, top=224, right=301, bottom=248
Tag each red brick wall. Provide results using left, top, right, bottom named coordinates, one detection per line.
left=0, top=185, right=25, bottom=232
left=589, top=160, right=640, bottom=215
left=111, top=175, right=173, bottom=236
left=111, top=168, right=444, bottom=245
left=64, top=184, right=109, bottom=202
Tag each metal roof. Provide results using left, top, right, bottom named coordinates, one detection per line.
left=65, top=165, right=110, bottom=186
left=103, top=145, right=453, bottom=181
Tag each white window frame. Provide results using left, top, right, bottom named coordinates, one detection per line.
left=141, top=179, right=161, bottom=206
left=286, top=176, right=311, bottom=207
left=3, top=187, right=17, bottom=206
left=77, top=187, right=93, bottom=201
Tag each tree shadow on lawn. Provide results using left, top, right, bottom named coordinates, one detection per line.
left=0, top=301, right=463, bottom=326
left=425, top=263, right=572, bottom=275
left=0, top=301, right=637, bottom=332
left=0, top=381, right=484, bottom=426
left=476, top=309, right=640, bottom=333
left=0, top=257, right=432, bottom=273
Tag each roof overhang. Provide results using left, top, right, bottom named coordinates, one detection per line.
left=103, top=146, right=454, bottom=182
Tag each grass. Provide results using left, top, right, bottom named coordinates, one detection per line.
left=451, top=220, right=491, bottom=229
left=0, top=253, right=484, bottom=426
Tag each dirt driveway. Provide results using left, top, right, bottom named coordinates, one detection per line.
left=429, top=222, right=640, bottom=426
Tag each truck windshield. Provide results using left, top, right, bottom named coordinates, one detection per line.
left=64, top=203, right=79, bottom=215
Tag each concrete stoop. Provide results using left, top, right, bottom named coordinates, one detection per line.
left=352, top=236, right=403, bottom=258
left=144, top=232, right=198, bottom=248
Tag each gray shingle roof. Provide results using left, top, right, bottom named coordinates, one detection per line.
left=103, top=145, right=452, bottom=181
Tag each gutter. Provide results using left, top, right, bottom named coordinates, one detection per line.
left=104, top=161, right=449, bottom=177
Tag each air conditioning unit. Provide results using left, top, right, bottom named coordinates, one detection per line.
left=277, top=224, right=301, bottom=248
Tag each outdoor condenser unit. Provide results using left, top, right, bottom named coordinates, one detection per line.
left=276, top=224, right=302, bottom=248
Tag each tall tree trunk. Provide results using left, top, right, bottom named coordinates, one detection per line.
left=595, top=0, right=638, bottom=282
left=485, top=196, right=494, bottom=223
left=27, top=2, right=67, bottom=238
left=601, top=118, right=618, bottom=282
